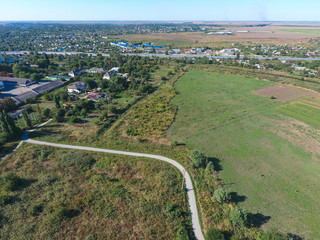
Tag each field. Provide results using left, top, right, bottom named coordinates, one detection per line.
left=276, top=96, right=320, bottom=128
left=277, top=27, right=320, bottom=36
left=167, top=70, right=320, bottom=239
left=110, top=27, right=315, bottom=48
left=255, top=84, right=317, bottom=102
left=0, top=143, right=191, bottom=240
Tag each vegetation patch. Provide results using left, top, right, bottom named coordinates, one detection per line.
left=0, top=144, right=191, bottom=240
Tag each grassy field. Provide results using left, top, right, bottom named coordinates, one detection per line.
left=0, top=143, right=191, bottom=240
left=278, top=27, right=320, bottom=36
left=276, top=97, right=320, bottom=128
left=167, top=70, right=320, bottom=239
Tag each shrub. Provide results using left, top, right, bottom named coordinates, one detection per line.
left=2, top=173, right=23, bottom=191
left=176, top=224, right=190, bottom=240
left=189, top=150, right=208, bottom=168
left=28, top=204, right=43, bottom=216
left=59, top=152, right=95, bottom=171
left=206, top=227, right=225, bottom=240
left=261, top=229, right=287, bottom=240
left=212, top=188, right=231, bottom=204
left=229, top=208, right=249, bottom=227
left=42, top=108, right=51, bottom=119
left=69, top=116, right=82, bottom=124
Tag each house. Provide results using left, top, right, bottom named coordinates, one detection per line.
left=103, top=67, right=119, bottom=80
left=0, top=77, right=34, bottom=87
left=68, top=69, right=84, bottom=77
left=87, top=67, right=105, bottom=74
left=68, top=82, right=86, bottom=93
left=0, top=81, right=4, bottom=90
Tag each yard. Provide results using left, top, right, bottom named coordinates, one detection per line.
left=167, top=70, right=320, bottom=239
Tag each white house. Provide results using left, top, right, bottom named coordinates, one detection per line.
left=88, top=67, right=105, bottom=74
left=68, top=69, right=84, bottom=77
left=68, top=82, right=86, bottom=93
left=103, top=67, right=119, bottom=80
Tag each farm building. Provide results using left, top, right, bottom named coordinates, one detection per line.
left=0, top=77, right=34, bottom=87
left=33, top=80, right=64, bottom=94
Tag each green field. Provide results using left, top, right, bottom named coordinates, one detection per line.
left=279, top=28, right=320, bottom=36
left=167, top=70, right=320, bottom=239
left=276, top=97, right=320, bottom=128
left=0, top=144, right=191, bottom=240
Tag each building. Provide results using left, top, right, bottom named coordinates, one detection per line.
left=68, top=82, right=86, bottom=93
left=47, top=75, right=72, bottom=81
left=0, top=77, right=34, bottom=87
left=87, top=67, right=105, bottom=74
left=103, top=67, right=119, bottom=80
left=33, top=80, right=64, bottom=94
left=68, top=69, right=84, bottom=77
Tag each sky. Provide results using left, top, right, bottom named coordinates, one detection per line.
left=1, top=0, right=320, bottom=22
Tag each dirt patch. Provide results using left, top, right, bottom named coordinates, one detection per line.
left=267, top=118, right=320, bottom=160
left=255, top=84, right=317, bottom=102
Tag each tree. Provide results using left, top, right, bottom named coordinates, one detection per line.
left=22, top=111, right=32, bottom=129
left=0, top=110, right=20, bottom=139
left=212, top=188, right=231, bottom=204
left=261, top=229, right=287, bottom=240
left=54, top=109, right=65, bottom=122
left=42, top=108, right=51, bottom=119
left=189, top=150, right=208, bottom=168
left=54, top=95, right=61, bottom=109
left=206, top=227, right=225, bottom=240
left=176, top=224, right=189, bottom=240
left=229, top=208, right=249, bottom=227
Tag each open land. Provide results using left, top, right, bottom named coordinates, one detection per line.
left=167, top=70, right=320, bottom=239
left=0, top=143, right=189, bottom=240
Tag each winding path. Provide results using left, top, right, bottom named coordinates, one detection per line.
left=2, top=120, right=205, bottom=240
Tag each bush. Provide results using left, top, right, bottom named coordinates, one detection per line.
left=229, top=208, right=249, bottom=227
left=59, top=152, right=95, bottom=171
left=1, top=173, right=23, bottom=191
left=189, top=150, right=208, bottom=168
left=206, top=227, right=225, bottom=240
left=261, top=229, right=287, bottom=240
left=212, top=188, right=231, bottom=204
left=176, top=224, right=190, bottom=240
left=42, top=108, right=51, bottom=119
left=69, top=116, right=82, bottom=124
left=28, top=204, right=43, bottom=216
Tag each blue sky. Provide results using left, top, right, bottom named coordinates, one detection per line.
left=1, top=0, right=320, bottom=21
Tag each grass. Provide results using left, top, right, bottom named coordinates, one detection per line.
left=0, top=143, right=192, bottom=240
left=167, top=70, right=320, bottom=239
left=276, top=97, right=320, bottom=128
left=278, top=28, right=320, bottom=36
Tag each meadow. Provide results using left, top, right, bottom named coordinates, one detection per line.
left=0, top=143, right=191, bottom=240
left=167, top=70, right=320, bottom=239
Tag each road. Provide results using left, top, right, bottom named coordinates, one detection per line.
left=3, top=50, right=320, bottom=61
left=2, top=119, right=205, bottom=240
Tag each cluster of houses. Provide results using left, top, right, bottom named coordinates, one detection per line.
left=282, top=61, right=319, bottom=76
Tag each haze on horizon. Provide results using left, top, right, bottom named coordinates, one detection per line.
left=1, top=0, right=320, bottom=22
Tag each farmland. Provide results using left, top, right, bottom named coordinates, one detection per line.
left=167, top=70, right=320, bottom=239
left=0, top=143, right=191, bottom=240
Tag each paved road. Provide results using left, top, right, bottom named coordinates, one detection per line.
left=2, top=119, right=205, bottom=240
left=4, top=50, right=320, bottom=61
